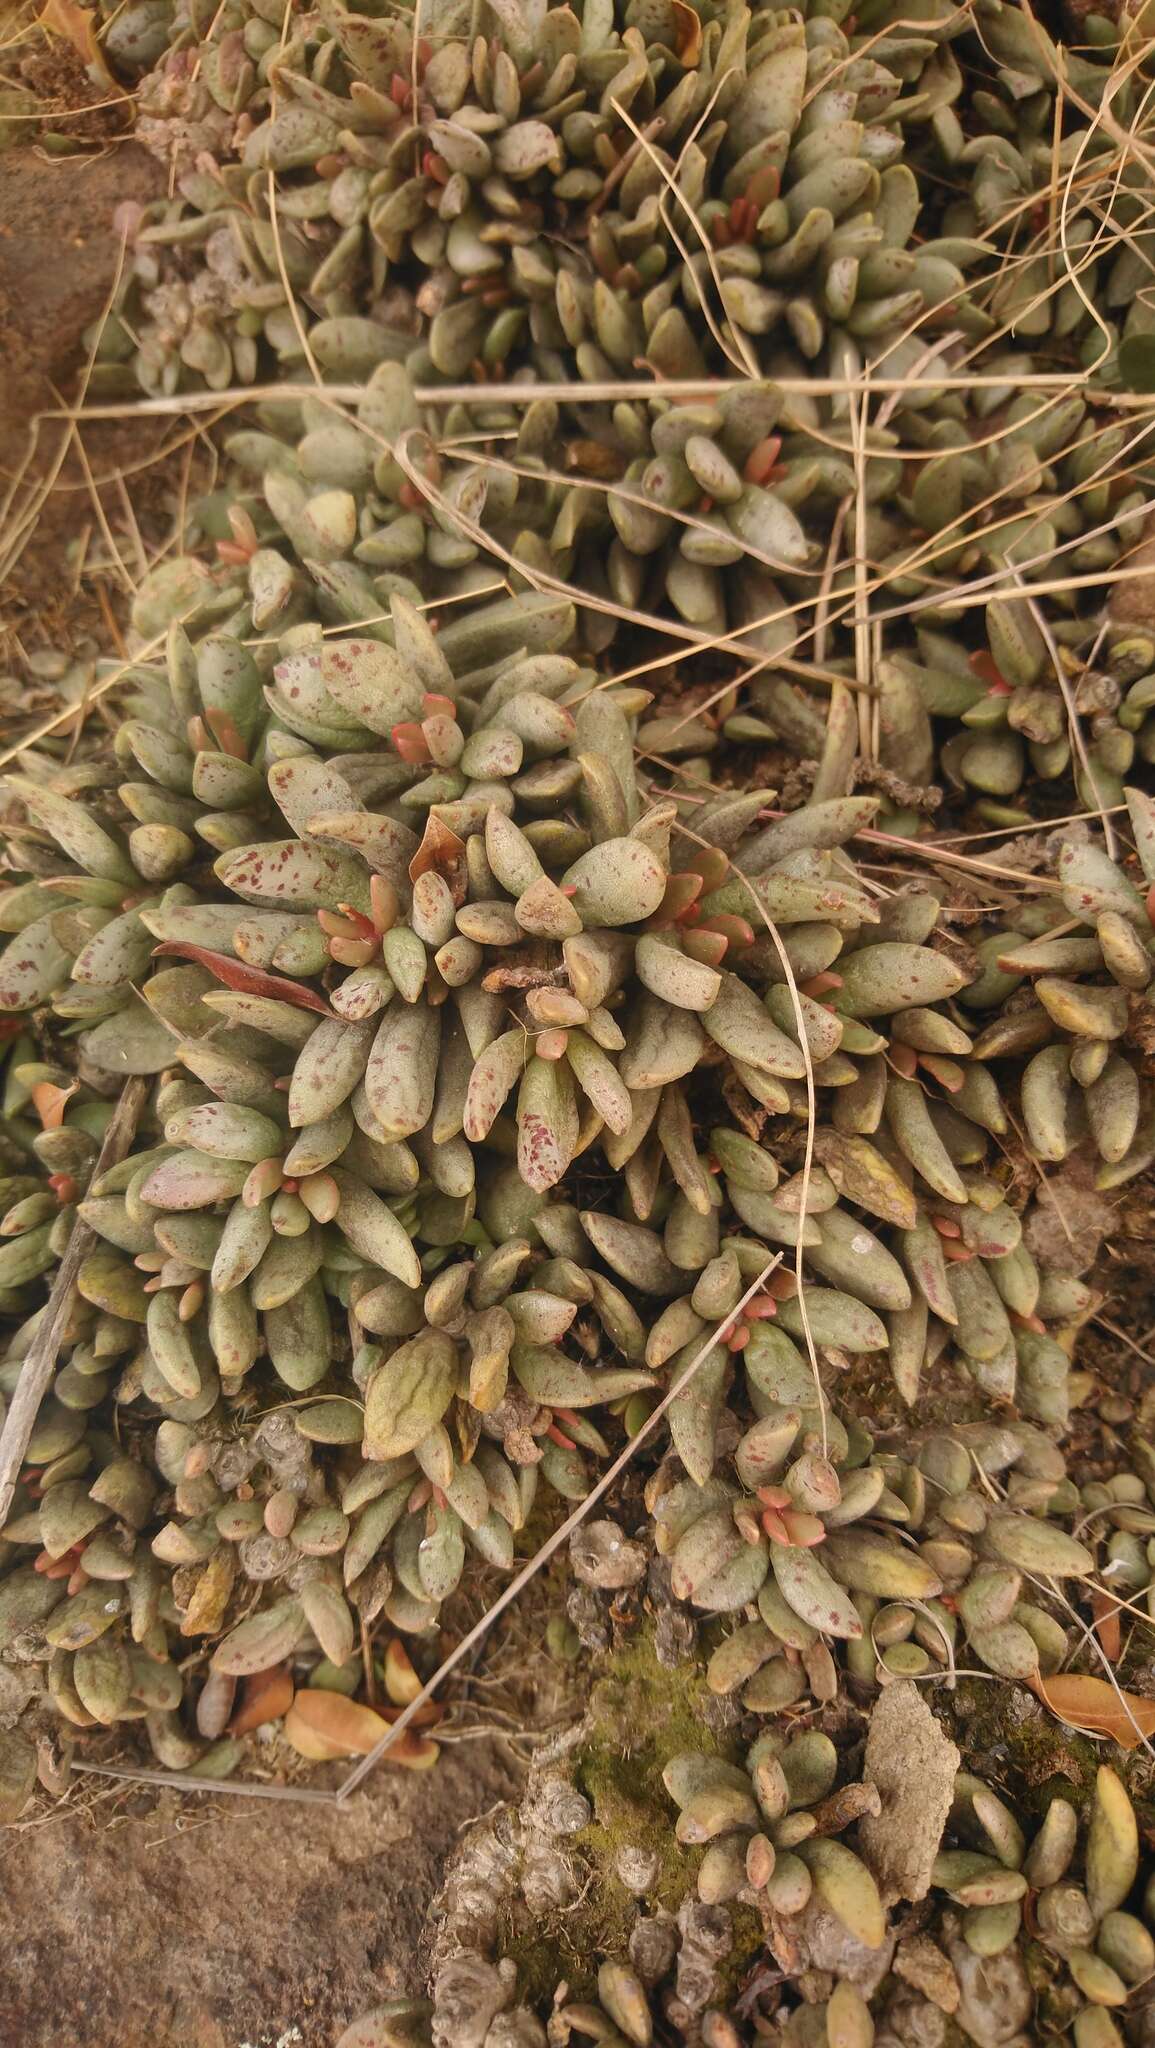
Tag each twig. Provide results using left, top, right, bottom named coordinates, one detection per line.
left=856, top=827, right=1065, bottom=891
left=587, top=114, right=665, bottom=216
left=73, top=1763, right=340, bottom=1805
left=42, top=374, right=1155, bottom=423
left=0, top=1076, right=147, bottom=1527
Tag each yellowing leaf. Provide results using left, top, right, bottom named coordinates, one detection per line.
left=31, top=1080, right=77, bottom=1132
left=179, top=1546, right=235, bottom=1637
left=283, top=1688, right=390, bottom=1759
left=229, top=1665, right=294, bottom=1736
left=383, top=1635, right=422, bottom=1707
left=1030, top=1672, right=1155, bottom=1750
left=671, top=0, right=703, bottom=66
left=388, top=1732, right=441, bottom=1771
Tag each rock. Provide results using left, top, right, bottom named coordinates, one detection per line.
left=788, top=1895, right=897, bottom=2001
left=858, top=1682, right=960, bottom=1906
left=948, top=1938, right=1033, bottom=2047
left=432, top=1956, right=515, bottom=2048
left=893, top=1934, right=961, bottom=2013
left=570, top=1519, right=647, bottom=1590
left=630, top=1911, right=679, bottom=1987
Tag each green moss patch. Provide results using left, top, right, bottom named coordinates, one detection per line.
left=498, top=1629, right=748, bottom=2001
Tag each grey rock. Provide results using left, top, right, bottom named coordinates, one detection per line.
left=570, top=1518, right=647, bottom=1590
left=790, top=1896, right=896, bottom=2001
left=432, top=1956, right=515, bottom=2048
left=948, top=1939, right=1033, bottom=2047
left=630, top=1910, right=679, bottom=1988
left=858, top=1682, right=960, bottom=1907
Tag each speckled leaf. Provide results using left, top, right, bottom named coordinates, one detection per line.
left=0, top=915, right=72, bottom=1011
left=668, top=1340, right=728, bottom=1484
left=463, top=1029, right=526, bottom=1142
left=836, top=944, right=968, bottom=1018
left=211, top=1597, right=305, bottom=1676
left=772, top=1544, right=863, bottom=1640
left=310, top=638, right=424, bottom=736
left=289, top=1015, right=376, bottom=1127
left=561, top=837, right=666, bottom=926
left=365, top=1001, right=441, bottom=1140
left=216, top=841, right=372, bottom=915
left=703, top=974, right=806, bottom=1077
left=517, top=1056, right=579, bottom=1192
left=329, top=1168, right=421, bottom=1287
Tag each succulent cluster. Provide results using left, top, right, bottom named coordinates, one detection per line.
left=4, top=526, right=1153, bottom=1754
left=0, top=0, right=1153, bottom=1971
left=81, top=0, right=1155, bottom=797
left=109, top=0, right=962, bottom=391
left=337, top=1726, right=1154, bottom=2048
left=660, top=1734, right=1148, bottom=1963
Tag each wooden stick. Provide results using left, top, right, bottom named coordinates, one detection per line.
left=41, top=374, right=1155, bottom=420
left=0, top=1076, right=147, bottom=1527
left=73, top=1761, right=339, bottom=1805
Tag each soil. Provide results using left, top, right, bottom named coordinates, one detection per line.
left=0, top=1740, right=521, bottom=2048
left=0, top=140, right=152, bottom=446
left=0, top=134, right=172, bottom=708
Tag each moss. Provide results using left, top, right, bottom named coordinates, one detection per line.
left=944, top=1679, right=1103, bottom=1814
left=583, top=1636, right=736, bottom=1852
left=498, top=1924, right=586, bottom=2011
left=498, top=1629, right=746, bottom=2003
left=714, top=1902, right=765, bottom=2004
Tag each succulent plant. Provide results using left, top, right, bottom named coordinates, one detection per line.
left=1, top=541, right=1152, bottom=1748
left=108, top=0, right=963, bottom=387
left=660, top=1732, right=1152, bottom=2048
left=86, top=0, right=1155, bottom=790
left=2, top=0, right=1155, bottom=1852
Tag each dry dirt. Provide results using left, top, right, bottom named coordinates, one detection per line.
left=0, top=134, right=174, bottom=696
left=0, top=1741, right=520, bottom=2048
